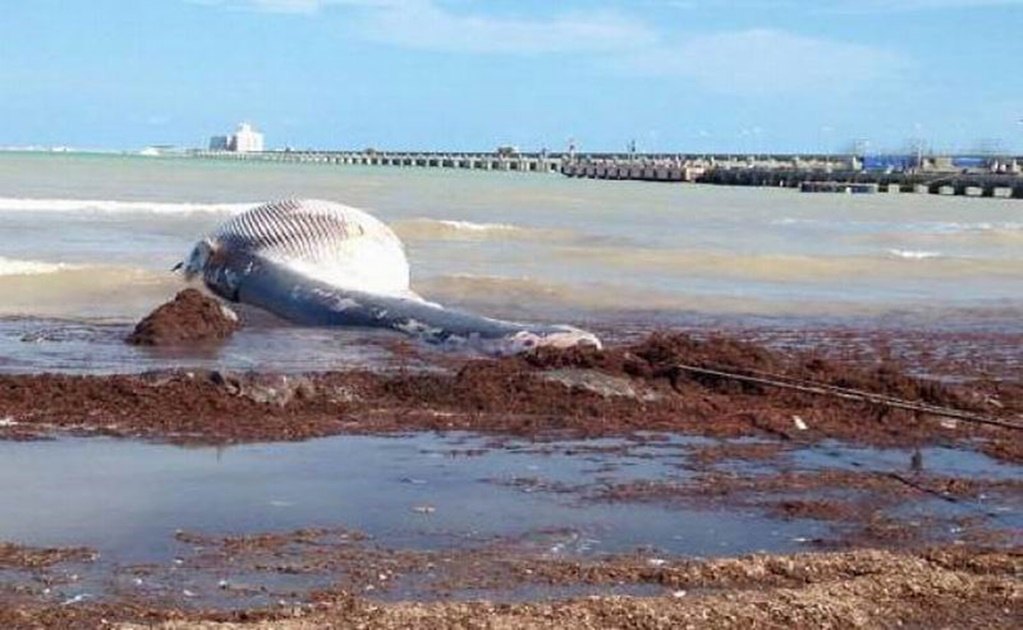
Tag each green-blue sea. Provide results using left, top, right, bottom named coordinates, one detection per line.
left=1, top=151, right=1020, bottom=372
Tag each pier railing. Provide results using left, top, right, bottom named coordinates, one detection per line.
left=192, top=149, right=565, bottom=173
left=190, top=150, right=1023, bottom=198
left=559, top=154, right=1023, bottom=199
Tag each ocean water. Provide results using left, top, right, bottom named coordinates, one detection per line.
left=1, top=151, right=1021, bottom=372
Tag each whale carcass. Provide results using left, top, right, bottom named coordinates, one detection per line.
left=179, top=199, right=600, bottom=355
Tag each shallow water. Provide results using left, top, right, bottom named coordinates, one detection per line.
left=1, top=432, right=1018, bottom=607
left=0, top=434, right=814, bottom=562
left=1, top=152, right=1021, bottom=373
left=793, top=440, right=1023, bottom=480
left=0, top=317, right=409, bottom=374
left=1, top=433, right=1017, bottom=561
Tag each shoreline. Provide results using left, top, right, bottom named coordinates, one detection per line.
left=2, top=330, right=1019, bottom=457
left=2, top=539, right=1019, bottom=629
left=1, top=329, right=1020, bottom=627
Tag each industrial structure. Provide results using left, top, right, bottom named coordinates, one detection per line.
left=208, top=123, right=264, bottom=153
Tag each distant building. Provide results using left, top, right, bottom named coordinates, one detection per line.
left=230, top=123, right=264, bottom=153
left=208, top=135, right=229, bottom=151
left=208, top=123, right=264, bottom=153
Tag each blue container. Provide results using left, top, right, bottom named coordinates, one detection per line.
left=951, top=156, right=987, bottom=169
left=862, top=155, right=914, bottom=172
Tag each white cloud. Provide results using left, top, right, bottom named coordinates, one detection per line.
left=189, top=0, right=656, bottom=53
left=186, top=0, right=395, bottom=14
left=356, top=2, right=655, bottom=54
left=248, top=0, right=324, bottom=12
left=623, top=29, right=907, bottom=95
left=646, top=0, right=1023, bottom=11
left=831, top=0, right=1023, bottom=10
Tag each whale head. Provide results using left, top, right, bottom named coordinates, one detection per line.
left=176, top=237, right=248, bottom=302
left=178, top=238, right=215, bottom=282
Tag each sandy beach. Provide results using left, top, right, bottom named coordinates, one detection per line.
left=5, top=0, right=1023, bottom=625
left=0, top=157, right=1020, bottom=628
left=1, top=320, right=1020, bottom=628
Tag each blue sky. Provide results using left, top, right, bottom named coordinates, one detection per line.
left=2, top=0, right=1021, bottom=153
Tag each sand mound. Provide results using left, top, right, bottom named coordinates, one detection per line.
left=127, top=289, right=239, bottom=346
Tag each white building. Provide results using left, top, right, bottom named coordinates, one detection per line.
left=229, top=123, right=264, bottom=153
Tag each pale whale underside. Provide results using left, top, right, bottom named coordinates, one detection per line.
left=181, top=199, right=601, bottom=354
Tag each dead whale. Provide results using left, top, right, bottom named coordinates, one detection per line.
left=179, top=199, right=600, bottom=355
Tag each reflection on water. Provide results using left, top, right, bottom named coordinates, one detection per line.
left=2, top=433, right=1018, bottom=562
left=0, top=434, right=818, bottom=571
left=0, top=432, right=1018, bottom=607
left=0, top=317, right=408, bottom=374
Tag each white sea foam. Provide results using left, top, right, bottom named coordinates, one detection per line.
left=911, top=221, right=1023, bottom=235
left=888, top=249, right=941, bottom=260
left=392, top=218, right=570, bottom=243
left=0, top=197, right=255, bottom=215
left=0, top=256, right=83, bottom=276
left=0, top=263, right=180, bottom=319
left=436, top=219, right=518, bottom=232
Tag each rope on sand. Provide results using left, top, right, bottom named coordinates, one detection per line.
left=672, top=363, right=1023, bottom=432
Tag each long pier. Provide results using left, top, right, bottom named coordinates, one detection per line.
left=190, top=149, right=1023, bottom=199
left=560, top=154, right=1023, bottom=199
left=693, top=167, right=1023, bottom=198
left=192, top=149, right=564, bottom=173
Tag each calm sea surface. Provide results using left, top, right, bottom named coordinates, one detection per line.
left=1, top=151, right=1020, bottom=373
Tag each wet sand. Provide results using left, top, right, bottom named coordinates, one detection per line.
left=126, top=289, right=240, bottom=347
left=2, top=331, right=1020, bottom=458
left=0, top=329, right=1021, bottom=627
left=1, top=539, right=1019, bottom=628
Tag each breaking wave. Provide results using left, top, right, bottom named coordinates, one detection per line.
left=914, top=221, right=1023, bottom=235
left=0, top=263, right=179, bottom=319
left=392, top=218, right=571, bottom=242
left=919, top=222, right=1023, bottom=245
left=0, top=197, right=256, bottom=215
left=0, top=256, right=84, bottom=276
left=887, top=249, right=941, bottom=260
left=546, top=246, right=1023, bottom=281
